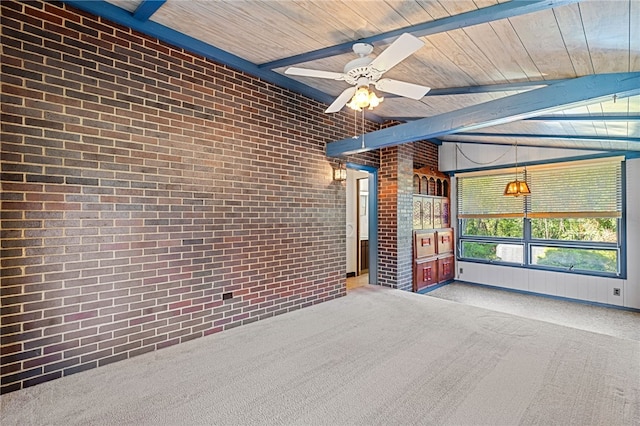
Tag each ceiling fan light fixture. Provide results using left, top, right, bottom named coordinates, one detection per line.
left=368, top=91, right=383, bottom=109
left=354, top=86, right=370, bottom=106
left=346, top=86, right=383, bottom=111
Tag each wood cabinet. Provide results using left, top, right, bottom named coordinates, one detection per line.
left=413, top=228, right=454, bottom=291
left=412, top=169, right=455, bottom=292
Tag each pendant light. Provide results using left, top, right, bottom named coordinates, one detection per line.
left=504, top=140, right=531, bottom=197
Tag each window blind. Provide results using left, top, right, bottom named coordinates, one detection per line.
left=457, top=171, right=527, bottom=218
left=528, top=159, right=622, bottom=218
left=457, top=158, right=623, bottom=219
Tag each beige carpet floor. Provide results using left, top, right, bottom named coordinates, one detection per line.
left=426, top=281, right=640, bottom=341
left=2, top=285, right=639, bottom=425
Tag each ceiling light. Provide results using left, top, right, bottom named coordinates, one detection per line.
left=346, top=86, right=383, bottom=111
left=504, top=140, right=531, bottom=197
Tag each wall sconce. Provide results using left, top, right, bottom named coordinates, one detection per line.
left=333, top=163, right=347, bottom=181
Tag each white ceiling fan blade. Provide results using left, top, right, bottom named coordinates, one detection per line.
left=375, top=78, right=430, bottom=100
left=325, top=87, right=356, bottom=113
left=369, top=33, right=424, bottom=73
left=285, top=67, right=344, bottom=80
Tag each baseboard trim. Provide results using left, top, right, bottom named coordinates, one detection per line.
left=415, top=280, right=455, bottom=295
left=452, top=279, right=640, bottom=313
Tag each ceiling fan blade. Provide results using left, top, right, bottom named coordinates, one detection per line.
left=325, top=87, right=356, bottom=113
left=375, top=78, right=430, bottom=100
left=369, top=33, right=424, bottom=73
left=284, top=67, right=344, bottom=80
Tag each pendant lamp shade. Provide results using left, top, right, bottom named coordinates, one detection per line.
left=503, top=179, right=531, bottom=197
left=504, top=140, right=531, bottom=197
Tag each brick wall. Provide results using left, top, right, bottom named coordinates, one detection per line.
left=0, top=0, right=381, bottom=393
left=413, top=141, right=438, bottom=170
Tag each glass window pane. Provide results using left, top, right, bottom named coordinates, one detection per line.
left=530, top=218, right=618, bottom=243
left=531, top=246, right=618, bottom=273
left=461, top=241, right=523, bottom=263
left=461, top=218, right=523, bottom=238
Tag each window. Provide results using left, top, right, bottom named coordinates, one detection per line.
left=461, top=218, right=523, bottom=238
left=457, top=158, right=624, bottom=277
left=460, top=241, right=524, bottom=263
left=530, top=246, right=618, bottom=273
left=529, top=218, right=618, bottom=242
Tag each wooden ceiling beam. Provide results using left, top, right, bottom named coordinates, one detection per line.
left=132, top=0, right=166, bottom=22
left=388, top=114, right=640, bottom=123
left=445, top=133, right=640, bottom=144
left=427, top=79, right=569, bottom=96
left=525, top=114, right=640, bottom=122
left=326, top=72, right=640, bottom=157
left=380, top=80, right=573, bottom=102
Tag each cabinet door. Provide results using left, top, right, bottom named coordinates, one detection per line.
left=438, top=256, right=455, bottom=282
left=422, top=197, right=433, bottom=229
left=442, top=200, right=450, bottom=228
left=433, top=198, right=442, bottom=228
left=415, top=260, right=438, bottom=291
left=413, top=198, right=422, bottom=229
left=436, top=229, right=454, bottom=254
left=414, top=231, right=436, bottom=258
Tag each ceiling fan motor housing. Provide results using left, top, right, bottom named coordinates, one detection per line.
left=343, top=62, right=382, bottom=85
left=343, top=42, right=382, bottom=85
left=352, top=42, right=374, bottom=56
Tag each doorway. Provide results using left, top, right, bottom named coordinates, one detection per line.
left=357, top=177, right=369, bottom=275
left=345, top=164, right=378, bottom=288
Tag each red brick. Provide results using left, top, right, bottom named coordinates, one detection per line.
left=63, top=311, right=97, bottom=323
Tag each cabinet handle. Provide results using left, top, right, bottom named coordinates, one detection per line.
left=421, top=238, right=431, bottom=247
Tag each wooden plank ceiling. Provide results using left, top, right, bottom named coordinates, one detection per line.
left=85, top=0, right=639, bottom=153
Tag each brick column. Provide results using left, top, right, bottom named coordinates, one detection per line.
left=378, top=145, right=414, bottom=290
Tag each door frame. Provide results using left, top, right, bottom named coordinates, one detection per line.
left=347, top=163, right=378, bottom=285
left=356, top=176, right=369, bottom=275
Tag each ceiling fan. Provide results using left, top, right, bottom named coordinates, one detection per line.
left=285, top=33, right=430, bottom=113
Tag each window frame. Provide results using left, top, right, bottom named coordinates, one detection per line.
left=456, top=158, right=626, bottom=279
